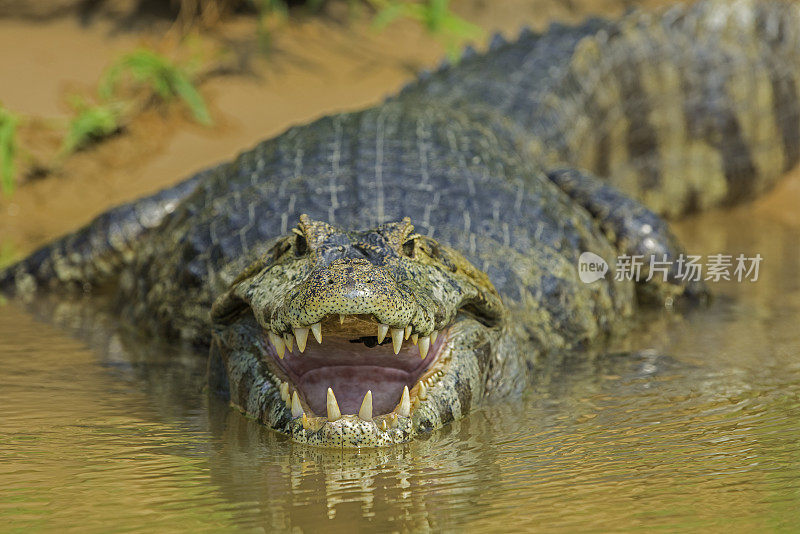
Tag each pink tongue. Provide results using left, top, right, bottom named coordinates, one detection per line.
left=299, top=366, right=411, bottom=415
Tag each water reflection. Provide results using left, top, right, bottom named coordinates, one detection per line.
left=2, top=196, right=800, bottom=531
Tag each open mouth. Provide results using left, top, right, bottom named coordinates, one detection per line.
left=263, top=315, right=447, bottom=429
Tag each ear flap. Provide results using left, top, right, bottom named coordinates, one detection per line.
left=211, top=232, right=296, bottom=326
left=428, top=240, right=506, bottom=326
left=212, top=247, right=278, bottom=325
left=212, top=254, right=272, bottom=325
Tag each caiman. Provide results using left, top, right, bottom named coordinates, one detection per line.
left=2, top=0, right=797, bottom=447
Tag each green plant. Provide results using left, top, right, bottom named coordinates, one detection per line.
left=370, top=0, right=483, bottom=59
left=99, top=48, right=212, bottom=125
left=61, top=97, right=124, bottom=155
left=0, top=104, right=19, bottom=197
left=0, top=241, right=17, bottom=270
left=248, top=0, right=291, bottom=52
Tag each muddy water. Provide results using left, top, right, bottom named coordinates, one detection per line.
left=2, top=1, right=800, bottom=532
left=2, top=192, right=800, bottom=532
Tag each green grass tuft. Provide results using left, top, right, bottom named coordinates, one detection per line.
left=99, top=48, right=212, bottom=126
left=370, top=0, right=483, bottom=60
left=0, top=104, right=19, bottom=198
left=0, top=240, right=18, bottom=270
left=61, top=96, right=124, bottom=155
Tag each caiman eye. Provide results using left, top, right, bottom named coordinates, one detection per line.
left=294, top=234, right=308, bottom=257
left=402, top=238, right=416, bottom=258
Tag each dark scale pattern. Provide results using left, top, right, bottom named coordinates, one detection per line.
left=118, top=100, right=630, bottom=342
left=405, top=1, right=800, bottom=217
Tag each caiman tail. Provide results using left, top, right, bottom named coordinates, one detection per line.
left=406, top=0, right=800, bottom=217
left=0, top=170, right=206, bottom=294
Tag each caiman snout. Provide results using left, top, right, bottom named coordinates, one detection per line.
left=314, top=258, right=391, bottom=295
left=210, top=215, right=502, bottom=446
left=283, top=259, right=417, bottom=327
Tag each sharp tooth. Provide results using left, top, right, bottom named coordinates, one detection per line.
left=418, top=381, right=427, bottom=400
left=339, top=314, right=345, bottom=325
left=411, top=333, right=418, bottom=345
left=398, top=385, right=410, bottom=417
left=380, top=420, right=388, bottom=431
left=388, top=413, right=397, bottom=427
left=404, top=325, right=412, bottom=339
left=418, top=336, right=430, bottom=359
left=310, top=322, right=322, bottom=344
left=301, top=413, right=309, bottom=429
left=279, top=382, right=289, bottom=401
left=326, top=387, right=341, bottom=422
left=294, top=327, right=309, bottom=353
left=283, top=333, right=294, bottom=353
left=291, top=391, right=303, bottom=417
left=358, top=390, right=373, bottom=421
left=391, top=328, right=404, bottom=354
left=271, top=332, right=286, bottom=359
left=377, top=324, right=389, bottom=344
left=430, top=330, right=438, bottom=344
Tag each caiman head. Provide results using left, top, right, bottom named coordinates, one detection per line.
left=211, top=215, right=505, bottom=447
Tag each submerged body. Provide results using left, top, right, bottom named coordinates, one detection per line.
left=2, top=0, right=798, bottom=446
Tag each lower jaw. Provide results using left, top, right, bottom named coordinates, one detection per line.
left=286, top=412, right=416, bottom=447
left=281, top=342, right=458, bottom=447
left=214, top=317, right=486, bottom=447
left=277, top=343, right=453, bottom=448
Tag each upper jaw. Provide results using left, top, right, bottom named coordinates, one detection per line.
left=263, top=268, right=441, bottom=340
left=265, top=314, right=441, bottom=362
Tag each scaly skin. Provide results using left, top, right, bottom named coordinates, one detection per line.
left=2, top=0, right=798, bottom=446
